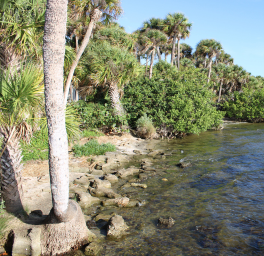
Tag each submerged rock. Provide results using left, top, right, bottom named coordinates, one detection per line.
left=177, top=162, right=192, bottom=168
left=130, top=183, right=147, bottom=189
left=107, top=215, right=129, bottom=239
left=158, top=217, right=175, bottom=228
left=84, top=242, right=102, bottom=256
left=117, top=167, right=140, bottom=179
left=102, top=197, right=130, bottom=207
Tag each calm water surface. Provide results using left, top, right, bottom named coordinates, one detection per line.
left=103, top=123, right=264, bottom=255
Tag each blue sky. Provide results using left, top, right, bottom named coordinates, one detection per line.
left=117, top=0, right=264, bottom=77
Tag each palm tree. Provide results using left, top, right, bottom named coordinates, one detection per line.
left=179, top=43, right=193, bottom=59
left=213, top=63, right=226, bottom=102
left=163, top=13, right=192, bottom=68
left=63, top=0, right=122, bottom=106
left=195, top=39, right=223, bottom=83
left=0, top=65, right=44, bottom=212
left=143, top=29, right=167, bottom=78
left=215, top=51, right=234, bottom=66
left=0, top=0, right=45, bottom=70
left=78, top=41, right=141, bottom=116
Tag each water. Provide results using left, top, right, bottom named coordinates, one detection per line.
left=102, top=123, right=264, bottom=255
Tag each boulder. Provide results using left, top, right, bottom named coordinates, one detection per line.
left=117, top=167, right=140, bottom=179
left=84, top=242, right=102, bottom=256
left=104, top=174, right=118, bottom=183
left=77, top=192, right=101, bottom=208
left=102, top=197, right=129, bottom=207
left=107, top=215, right=129, bottom=239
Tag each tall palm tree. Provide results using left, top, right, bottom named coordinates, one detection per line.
left=213, top=63, right=226, bottom=102
left=163, top=13, right=192, bottom=68
left=0, top=65, right=44, bottom=212
left=63, top=0, right=122, bottom=106
left=143, top=29, right=167, bottom=78
left=215, top=51, right=234, bottom=66
left=195, top=39, right=223, bottom=83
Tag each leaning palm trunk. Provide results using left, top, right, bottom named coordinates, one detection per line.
left=149, top=49, right=155, bottom=79
left=171, top=35, right=177, bottom=66
left=63, top=9, right=102, bottom=106
left=109, top=82, right=124, bottom=116
left=156, top=46, right=161, bottom=61
left=0, top=134, right=24, bottom=213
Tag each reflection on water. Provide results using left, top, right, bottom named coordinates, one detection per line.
left=103, top=123, right=264, bottom=255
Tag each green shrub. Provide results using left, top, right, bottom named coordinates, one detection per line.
left=21, top=131, right=49, bottom=161
left=123, top=68, right=223, bottom=134
left=136, top=113, right=156, bottom=139
left=72, top=139, right=116, bottom=157
left=72, top=100, right=127, bottom=130
left=222, top=88, right=264, bottom=122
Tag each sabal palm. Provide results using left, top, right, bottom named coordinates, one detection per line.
left=195, top=39, right=223, bottom=83
left=64, top=0, right=122, bottom=106
left=0, top=65, right=44, bottom=212
left=143, top=29, right=167, bottom=78
left=163, top=13, right=192, bottom=68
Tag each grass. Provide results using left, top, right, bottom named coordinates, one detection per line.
left=20, top=131, right=49, bottom=162
left=72, top=139, right=116, bottom=157
left=82, top=128, right=104, bottom=138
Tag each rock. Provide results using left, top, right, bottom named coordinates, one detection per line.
left=12, top=227, right=41, bottom=256
left=139, top=173, right=148, bottom=180
left=84, top=242, right=102, bottom=256
left=133, top=150, right=142, bottom=154
left=158, top=217, right=175, bottom=228
left=73, top=175, right=89, bottom=185
left=95, top=214, right=113, bottom=222
left=162, top=178, right=168, bottom=182
left=89, top=179, right=120, bottom=198
left=72, top=250, right=85, bottom=256
left=77, top=192, right=101, bottom=208
left=117, top=167, right=140, bottom=179
left=147, top=150, right=164, bottom=157
left=104, top=174, right=118, bottom=183
left=90, top=170, right=104, bottom=176
left=102, top=197, right=129, bottom=207
left=107, top=215, right=129, bottom=239
left=177, top=162, right=192, bottom=168
left=101, top=164, right=116, bottom=174
left=130, top=183, right=147, bottom=189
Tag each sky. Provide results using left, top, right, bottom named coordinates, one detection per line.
left=117, top=0, right=264, bottom=77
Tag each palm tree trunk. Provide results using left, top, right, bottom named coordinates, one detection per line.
left=1, top=135, right=24, bottom=213
left=63, top=8, right=102, bottom=106
left=207, top=58, right=213, bottom=83
left=218, top=80, right=223, bottom=102
left=149, top=49, right=155, bottom=79
left=108, top=82, right=124, bottom=116
left=177, top=38, right=180, bottom=70
left=145, top=55, right=149, bottom=76
left=171, top=35, right=177, bottom=66
left=43, top=0, right=70, bottom=221
left=75, top=35, right=79, bottom=52
left=156, top=46, right=161, bottom=61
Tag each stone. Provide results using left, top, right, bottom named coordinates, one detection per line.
left=84, top=242, right=102, bottom=256
left=73, top=176, right=89, bottom=186
left=104, top=174, right=118, bottom=183
left=77, top=192, right=101, bottom=208
left=158, top=217, right=175, bottom=228
left=88, top=179, right=120, bottom=198
left=107, top=215, right=129, bottom=239
left=12, top=227, right=41, bottom=256
left=130, top=183, right=147, bottom=189
left=177, top=162, right=192, bottom=168
left=102, top=197, right=129, bottom=207
left=117, top=168, right=140, bottom=179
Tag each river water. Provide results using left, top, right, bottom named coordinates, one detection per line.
left=102, top=123, right=264, bottom=255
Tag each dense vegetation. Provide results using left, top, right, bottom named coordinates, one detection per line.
left=1, top=0, right=264, bottom=165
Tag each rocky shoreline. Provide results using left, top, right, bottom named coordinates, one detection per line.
left=2, top=133, right=170, bottom=255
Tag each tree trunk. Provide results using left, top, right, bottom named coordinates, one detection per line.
left=171, top=35, right=177, bottom=66
left=145, top=55, right=148, bottom=76
left=149, top=49, right=155, bottom=79
left=63, top=8, right=102, bottom=106
left=43, top=0, right=70, bottom=222
left=156, top=46, right=161, bottom=61
left=177, top=38, right=180, bottom=70
left=218, top=80, right=223, bottom=102
left=207, top=58, right=213, bottom=83
left=108, top=82, right=124, bottom=116
left=75, top=35, right=79, bottom=52
left=1, top=136, right=24, bottom=213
